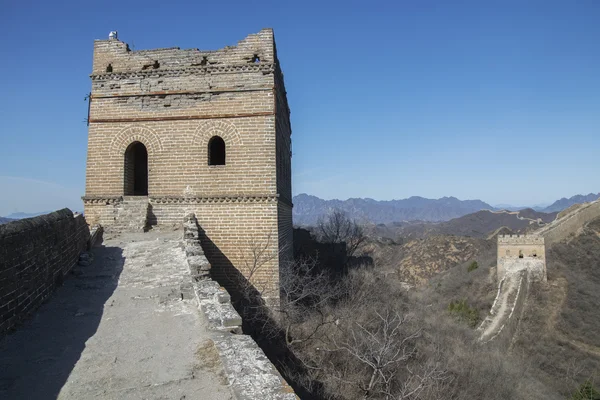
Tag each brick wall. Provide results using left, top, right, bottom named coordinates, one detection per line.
left=497, top=234, right=546, bottom=281
left=147, top=200, right=279, bottom=300
left=497, top=234, right=545, bottom=259
left=0, top=209, right=90, bottom=335
left=278, top=202, right=294, bottom=267
left=537, top=200, right=600, bottom=246
left=83, top=29, right=293, bottom=301
left=84, top=117, right=277, bottom=198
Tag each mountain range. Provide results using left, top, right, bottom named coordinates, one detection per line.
left=2, top=193, right=597, bottom=227
left=540, top=193, right=600, bottom=213
left=3, top=211, right=51, bottom=220
left=292, top=192, right=599, bottom=226
left=293, top=194, right=494, bottom=225
left=369, top=208, right=558, bottom=240
left=0, top=211, right=52, bottom=225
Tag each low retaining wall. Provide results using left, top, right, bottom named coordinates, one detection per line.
left=0, top=209, right=90, bottom=335
left=183, top=213, right=297, bottom=399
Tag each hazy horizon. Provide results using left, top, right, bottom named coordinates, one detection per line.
left=0, top=175, right=595, bottom=217
left=0, top=174, right=596, bottom=216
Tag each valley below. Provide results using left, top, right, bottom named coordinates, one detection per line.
left=284, top=198, right=600, bottom=399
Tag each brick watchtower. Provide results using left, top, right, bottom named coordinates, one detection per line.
left=83, top=29, right=293, bottom=302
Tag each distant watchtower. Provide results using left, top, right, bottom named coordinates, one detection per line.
left=82, top=29, right=293, bottom=302
left=497, top=234, right=546, bottom=281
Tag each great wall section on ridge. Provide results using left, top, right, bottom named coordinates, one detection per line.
left=0, top=29, right=298, bottom=399
left=478, top=199, right=600, bottom=344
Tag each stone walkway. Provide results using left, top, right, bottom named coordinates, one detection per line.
left=478, top=268, right=529, bottom=343
left=0, top=231, right=233, bottom=400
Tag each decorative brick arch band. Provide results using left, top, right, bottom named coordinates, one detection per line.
left=110, top=125, right=163, bottom=157
left=191, top=120, right=243, bottom=148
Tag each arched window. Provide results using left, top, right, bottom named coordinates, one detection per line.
left=208, top=136, right=226, bottom=165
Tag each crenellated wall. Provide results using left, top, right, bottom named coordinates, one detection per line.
left=0, top=209, right=90, bottom=335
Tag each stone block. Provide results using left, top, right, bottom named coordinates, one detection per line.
left=219, top=303, right=242, bottom=328
left=195, top=280, right=221, bottom=299
left=214, top=289, right=231, bottom=304
left=185, top=244, right=204, bottom=257
left=187, top=255, right=211, bottom=272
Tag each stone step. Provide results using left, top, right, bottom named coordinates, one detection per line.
left=112, top=198, right=149, bottom=233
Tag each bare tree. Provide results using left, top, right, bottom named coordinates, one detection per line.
left=315, top=308, right=450, bottom=399
left=228, top=233, right=514, bottom=400
left=236, top=232, right=280, bottom=299
left=316, top=209, right=366, bottom=257
left=328, top=309, right=420, bottom=398
left=231, top=234, right=341, bottom=347
left=279, top=256, right=342, bottom=346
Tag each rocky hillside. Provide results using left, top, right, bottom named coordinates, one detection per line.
left=293, top=194, right=494, bottom=225
left=0, top=217, right=14, bottom=225
left=368, top=235, right=495, bottom=286
left=358, top=207, right=558, bottom=287
left=405, top=215, right=600, bottom=398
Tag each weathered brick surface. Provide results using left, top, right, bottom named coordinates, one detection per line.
left=83, top=29, right=292, bottom=301
left=0, top=209, right=90, bottom=335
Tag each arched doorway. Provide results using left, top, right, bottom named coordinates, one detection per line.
left=124, top=142, right=148, bottom=195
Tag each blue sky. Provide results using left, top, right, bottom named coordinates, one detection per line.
left=1, top=0, right=599, bottom=215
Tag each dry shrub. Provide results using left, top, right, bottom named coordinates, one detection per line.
left=281, top=268, right=530, bottom=399
left=236, top=220, right=600, bottom=399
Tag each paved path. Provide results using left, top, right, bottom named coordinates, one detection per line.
left=478, top=268, right=530, bottom=343
left=0, top=231, right=233, bottom=400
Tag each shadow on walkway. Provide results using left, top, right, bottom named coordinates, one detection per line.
left=0, top=245, right=124, bottom=399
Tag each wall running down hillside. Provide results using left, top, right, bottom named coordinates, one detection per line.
left=478, top=270, right=531, bottom=344
left=0, top=209, right=90, bottom=336
left=480, top=201, right=600, bottom=345
left=537, top=200, right=600, bottom=245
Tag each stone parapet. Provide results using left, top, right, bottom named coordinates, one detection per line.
left=182, top=213, right=297, bottom=398
left=91, top=29, right=276, bottom=76
left=0, top=209, right=90, bottom=336
left=183, top=213, right=241, bottom=331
